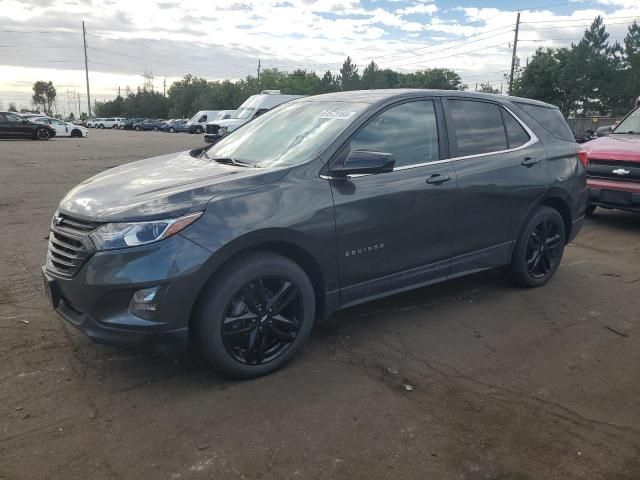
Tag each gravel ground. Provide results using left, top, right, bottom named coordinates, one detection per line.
left=1, top=129, right=639, bottom=480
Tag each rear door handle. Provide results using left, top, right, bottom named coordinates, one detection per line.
left=521, top=157, right=541, bottom=167
left=426, top=173, right=451, bottom=185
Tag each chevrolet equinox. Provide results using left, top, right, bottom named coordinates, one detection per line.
left=43, top=90, right=587, bottom=378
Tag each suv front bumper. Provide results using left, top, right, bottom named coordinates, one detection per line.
left=42, top=233, right=212, bottom=353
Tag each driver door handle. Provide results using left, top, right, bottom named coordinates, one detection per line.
left=426, top=173, right=451, bottom=185
left=521, top=157, right=540, bottom=167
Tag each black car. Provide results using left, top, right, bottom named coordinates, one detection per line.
left=0, top=112, right=56, bottom=140
left=133, top=119, right=164, bottom=131
left=120, top=118, right=145, bottom=130
left=42, top=90, right=587, bottom=378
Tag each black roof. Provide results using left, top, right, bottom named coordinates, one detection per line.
left=299, top=89, right=558, bottom=109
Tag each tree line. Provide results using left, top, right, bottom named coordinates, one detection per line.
left=514, top=17, right=640, bottom=117
left=94, top=60, right=466, bottom=119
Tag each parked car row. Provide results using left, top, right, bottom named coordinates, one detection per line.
left=0, top=112, right=92, bottom=140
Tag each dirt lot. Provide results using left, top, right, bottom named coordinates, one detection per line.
left=1, top=129, right=639, bottom=480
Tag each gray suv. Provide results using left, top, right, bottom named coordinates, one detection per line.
left=42, top=90, right=587, bottom=378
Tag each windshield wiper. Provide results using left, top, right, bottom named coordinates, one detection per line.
left=209, top=157, right=253, bottom=167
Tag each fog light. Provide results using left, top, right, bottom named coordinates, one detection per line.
left=129, top=286, right=167, bottom=320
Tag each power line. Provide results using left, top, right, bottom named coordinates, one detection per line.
left=389, top=41, right=511, bottom=69
left=380, top=27, right=515, bottom=68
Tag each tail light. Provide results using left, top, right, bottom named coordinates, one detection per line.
left=576, top=147, right=588, bottom=167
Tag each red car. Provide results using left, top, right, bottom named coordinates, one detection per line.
left=583, top=106, right=640, bottom=215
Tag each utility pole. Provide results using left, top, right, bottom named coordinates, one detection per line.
left=163, top=78, right=166, bottom=97
left=82, top=21, right=92, bottom=118
left=118, top=86, right=121, bottom=97
left=77, top=93, right=81, bottom=118
left=257, top=59, right=261, bottom=82
left=508, top=11, right=521, bottom=96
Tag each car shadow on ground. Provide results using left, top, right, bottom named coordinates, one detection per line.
left=587, top=208, right=640, bottom=233
left=67, top=268, right=509, bottom=389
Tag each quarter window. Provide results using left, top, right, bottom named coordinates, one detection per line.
left=502, top=109, right=530, bottom=148
left=449, top=100, right=508, bottom=157
left=349, top=100, right=439, bottom=168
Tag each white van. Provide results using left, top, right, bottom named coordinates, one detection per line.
left=203, top=91, right=303, bottom=143
left=186, top=111, right=222, bottom=134
left=95, top=117, right=125, bottom=129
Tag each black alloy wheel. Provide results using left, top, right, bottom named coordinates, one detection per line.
left=196, top=251, right=315, bottom=378
left=525, top=218, right=563, bottom=279
left=222, top=276, right=303, bottom=365
left=510, top=206, right=566, bottom=287
left=36, top=128, right=50, bottom=140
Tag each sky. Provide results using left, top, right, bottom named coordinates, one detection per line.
left=1, top=0, right=639, bottom=115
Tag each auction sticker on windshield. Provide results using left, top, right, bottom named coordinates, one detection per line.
left=319, top=110, right=357, bottom=120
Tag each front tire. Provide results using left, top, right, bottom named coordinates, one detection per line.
left=585, top=204, right=597, bottom=217
left=169, top=127, right=175, bottom=133
left=195, top=127, right=203, bottom=134
left=196, top=252, right=316, bottom=379
left=510, top=206, right=566, bottom=288
left=135, top=126, right=141, bottom=131
left=71, top=129, right=82, bottom=137
left=99, top=124, right=104, bottom=129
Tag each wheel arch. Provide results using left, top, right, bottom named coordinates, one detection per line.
left=188, top=234, right=331, bottom=339
left=539, top=196, right=572, bottom=244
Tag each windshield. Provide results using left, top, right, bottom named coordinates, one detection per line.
left=235, top=107, right=255, bottom=120
left=613, top=107, right=640, bottom=134
left=204, top=101, right=367, bottom=168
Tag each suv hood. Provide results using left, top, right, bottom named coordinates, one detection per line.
left=58, top=150, right=289, bottom=222
left=584, top=135, right=640, bottom=162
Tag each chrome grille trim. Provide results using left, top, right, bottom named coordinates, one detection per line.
left=46, top=213, right=100, bottom=277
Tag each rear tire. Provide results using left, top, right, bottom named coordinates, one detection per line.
left=510, top=206, right=566, bottom=288
left=196, top=251, right=316, bottom=379
left=135, top=126, right=141, bottom=131
left=35, top=128, right=50, bottom=141
left=169, top=127, right=175, bottom=133
left=99, top=124, right=104, bottom=129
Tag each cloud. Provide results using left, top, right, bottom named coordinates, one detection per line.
left=1, top=0, right=639, bottom=110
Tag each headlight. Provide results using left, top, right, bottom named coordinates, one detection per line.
left=89, top=212, right=203, bottom=251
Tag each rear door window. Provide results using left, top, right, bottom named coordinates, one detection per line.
left=514, top=102, right=573, bottom=142
left=448, top=99, right=508, bottom=157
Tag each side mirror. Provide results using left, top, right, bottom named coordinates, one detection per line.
left=596, top=125, right=612, bottom=137
left=329, top=150, right=396, bottom=177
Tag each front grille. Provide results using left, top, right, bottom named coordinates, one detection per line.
left=587, top=159, right=640, bottom=183
left=46, top=214, right=100, bottom=277
left=589, top=159, right=640, bottom=169
left=206, top=124, right=219, bottom=135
